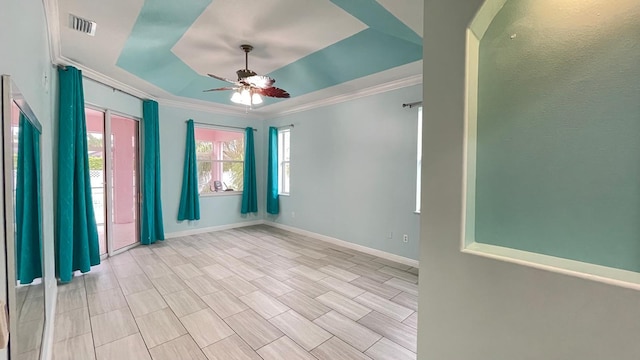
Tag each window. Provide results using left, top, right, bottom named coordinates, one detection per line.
left=278, top=128, right=290, bottom=195
left=416, top=107, right=422, bottom=213
left=195, top=127, right=244, bottom=194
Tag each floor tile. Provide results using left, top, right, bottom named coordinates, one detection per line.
left=230, top=264, right=266, bottom=281
left=377, top=266, right=418, bottom=283
left=201, top=290, right=248, bottom=318
left=316, top=291, right=371, bottom=321
left=319, top=265, right=359, bottom=282
left=151, top=274, right=187, bottom=295
left=355, top=291, right=413, bottom=320
left=391, top=292, right=418, bottom=311
left=56, top=288, right=87, bottom=314
left=201, top=334, right=261, bottom=360
left=283, top=276, right=330, bottom=298
left=179, top=308, right=234, bottom=348
left=350, top=277, right=402, bottom=299
left=173, top=263, right=204, bottom=280
left=365, top=338, right=416, bottom=360
left=136, top=308, right=187, bottom=348
left=258, top=266, right=293, bottom=281
left=52, top=333, right=95, bottom=360
left=183, top=275, right=222, bottom=297
left=250, top=276, right=294, bottom=297
left=239, top=291, right=289, bottom=319
left=297, top=248, right=328, bottom=259
left=403, top=312, right=418, bottom=329
left=371, top=258, right=412, bottom=271
left=95, top=333, right=151, bottom=360
left=149, top=335, right=207, bottom=360
left=19, top=296, right=45, bottom=322
left=225, top=309, right=284, bottom=350
left=17, top=318, right=44, bottom=353
left=90, top=307, right=139, bottom=347
left=187, top=254, right=216, bottom=268
left=126, top=288, right=168, bottom=317
left=311, top=336, right=373, bottom=360
left=84, top=272, right=119, bottom=294
left=225, top=247, right=252, bottom=258
left=114, top=261, right=145, bottom=279
left=54, top=307, right=91, bottom=343
left=159, top=254, right=190, bottom=267
left=164, top=289, right=208, bottom=317
left=257, top=336, right=317, bottom=360
left=289, top=265, right=328, bottom=282
left=349, top=265, right=392, bottom=283
left=318, top=276, right=365, bottom=299
left=218, top=276, right=259, bottom=297
left=269, top=310, right=332, bottom=351
left=382, top=278, right=418, bottom=297
left=140, top=262, right=175, bottom=279
left=118, top=274, right=154, bottom=295
left=201, top=264, right=235, bottom=280
left=87, top=287, right=128, bottom=316
left=357, top=311, right=417, bottom=352
left=277, top=291, right=331, bottom=321
left=313, top=311, right=381, bottom=352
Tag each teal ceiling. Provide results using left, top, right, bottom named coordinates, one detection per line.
left=115, top=0, right=422, bottom=106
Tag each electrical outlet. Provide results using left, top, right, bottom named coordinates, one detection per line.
left=403, top=234, right=409, bottom=243
left=388, top=231, right=393, bottom=240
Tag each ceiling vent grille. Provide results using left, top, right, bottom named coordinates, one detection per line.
left=69, top=14, right=97, bottom=36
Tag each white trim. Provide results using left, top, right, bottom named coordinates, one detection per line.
left=42, top=0, right=61, bottom=64
left=165, top=220, right=265, bottom=238
left=158, top=98, right=262, bottom=119
left=40, top=279, right=57, bottom=360
left=265, top=222, right=419, bottom=268
left=463, top=242, right=640, bottom=292
left=199, top=191, right=243, bottom=197
left=268, top=74, right=423, bottom=118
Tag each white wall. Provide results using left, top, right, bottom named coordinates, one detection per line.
left=159, top=104, right=265, bottom=235
left=265, top=84, right=422, bottom=260
left=418, top=1, right=640, bottom=359
left=0, top=0, right=56, bottom=358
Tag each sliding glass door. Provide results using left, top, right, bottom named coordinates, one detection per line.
left=85, top=107, right=140, bottom=256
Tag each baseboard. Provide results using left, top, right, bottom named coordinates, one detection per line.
left=265, top=222, right=419, bottom=268
left=40, top=278, right=57, bottom=360
left=165, top=220, right=266, bottom=239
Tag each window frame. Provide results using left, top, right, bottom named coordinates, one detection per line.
left=194, top=126, right=245, bottom=197
left=277, top=128, right=291, bottom=196
left=416, top=107, right=422, bottom=214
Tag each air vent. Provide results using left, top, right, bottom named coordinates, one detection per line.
left=69, top=14, right=97, bottom=36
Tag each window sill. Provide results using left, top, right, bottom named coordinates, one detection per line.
left=279, top=193, right=290, bottom=197
left=200, top=191, right=243, bottom=197
left=414, top=210, right=420, bottom=214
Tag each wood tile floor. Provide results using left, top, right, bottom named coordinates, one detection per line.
left=53, top=225, right=419, bottom=360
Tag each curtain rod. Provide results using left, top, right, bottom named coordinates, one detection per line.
left=55, top=63, right=147, bottom=101
left=188, top=120, right=258, bottom=131
left=402, top=101, right=422, bottom=108
left=276, top=124, right=294, bottom=129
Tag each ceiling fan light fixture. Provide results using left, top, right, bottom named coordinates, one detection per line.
left=251, top=93, right=263, bottom=105
left=230, top=91, right=243, bottom=104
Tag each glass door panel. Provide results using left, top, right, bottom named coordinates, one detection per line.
left=85, top=108, right=107, bottom=255
left=109, top=114, right=139, bottom=252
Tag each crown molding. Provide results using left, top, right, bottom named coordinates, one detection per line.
left=42, top=0, right=62, bottom=63
left=261, top=73, right=423, bottom=118
left=157, top=97, right=262, bottom=119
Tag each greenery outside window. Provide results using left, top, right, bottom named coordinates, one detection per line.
left=195, top=127, right=244, bottom=194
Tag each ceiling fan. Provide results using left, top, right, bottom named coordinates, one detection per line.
left=204, top=44, right=290, bottom=106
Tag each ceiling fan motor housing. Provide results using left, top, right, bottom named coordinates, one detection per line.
left=236, top=69, right=257, bottom=80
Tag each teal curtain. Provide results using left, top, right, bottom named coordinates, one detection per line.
left=16, top=113, right=42, bottom=284
left=266, top=127, right=279, bottom=214
left=56, top=66, right=100, bottom=283
left=241, top=127, right=258, bottom=214
left=141, top=100, right=165, bottom=244
left=178, top=120, right=200, bottom=220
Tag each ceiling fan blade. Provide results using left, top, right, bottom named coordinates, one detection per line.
left=207, top=73, right=240, bottom=85
left=243, top=75, right=275, bottom=89
left=203, top=87, right=237, bottom=92
left=257, top=86, right=290, bottom=98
